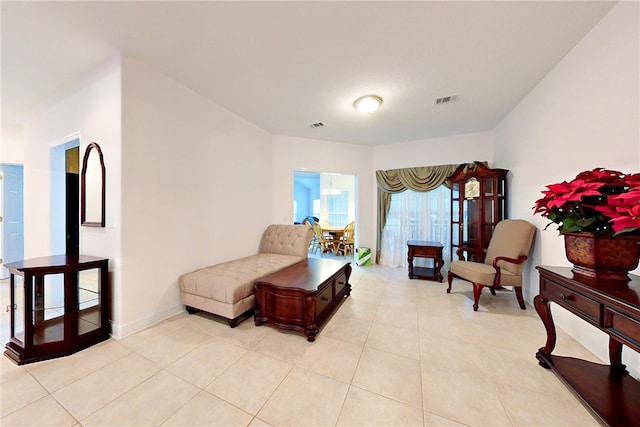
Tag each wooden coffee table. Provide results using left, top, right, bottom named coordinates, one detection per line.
left=254, top=258, right=351, bottom=342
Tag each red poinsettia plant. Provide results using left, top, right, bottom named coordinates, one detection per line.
left=533, top=168, right=640, bottom=236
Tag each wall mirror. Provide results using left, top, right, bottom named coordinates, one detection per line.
left=81, top=142, right=105, bottom=227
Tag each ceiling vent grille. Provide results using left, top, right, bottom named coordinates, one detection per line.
left=308, top=122, right=325, bottom=129
left=434, top=95, right=459, bottom=105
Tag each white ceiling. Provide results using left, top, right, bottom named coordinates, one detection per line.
left=1, top=1, right=616, bottom=145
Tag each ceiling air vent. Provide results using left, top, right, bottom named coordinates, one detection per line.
left=308, top=122, right=325, bottom=129
left=434, top=95, right=459, bottom=105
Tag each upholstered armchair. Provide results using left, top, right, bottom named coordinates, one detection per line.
left=447, top=219, right=536, bottom=311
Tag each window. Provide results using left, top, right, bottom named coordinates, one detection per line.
left=326, top=191, right=349, bottom=227
left=379, top=186, right=451, bottom=268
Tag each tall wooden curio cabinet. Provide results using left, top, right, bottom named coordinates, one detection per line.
left=450, top=162, right=508, bottom=262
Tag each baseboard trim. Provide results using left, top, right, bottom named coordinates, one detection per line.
left=109, top=304, right=184, bottom=339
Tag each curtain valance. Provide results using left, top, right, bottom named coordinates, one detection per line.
left=375, top=164, right=464, bottom=193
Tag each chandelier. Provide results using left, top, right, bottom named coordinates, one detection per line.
left=321, top=176, right=342, bottom=195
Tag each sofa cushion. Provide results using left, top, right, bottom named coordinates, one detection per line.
left=179, top=253, right=303, bottom=304
left=259, top=224, right=312, bottom=258
left=449, top=260, right=520, bottom=287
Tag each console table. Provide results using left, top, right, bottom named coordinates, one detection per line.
left=407, top=240, right=444, bottom=282
left=535, top=266, right=640, bottom=426
left=254, top=258, right=351, bottom=341
left=4, top=255, right=110, bottom=365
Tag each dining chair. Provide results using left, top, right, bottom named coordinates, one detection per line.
left=336, top=221, right=355, bottom=258
left=447, top=219, right=536, bottom=311
left=312, top=222, right=334, bottom=256
left=303, top=218, right=317, bottom=250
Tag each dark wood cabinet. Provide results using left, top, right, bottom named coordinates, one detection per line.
left=449, top=161, right=507, bottom=262
left=4, top=255, right=110, bottom=365
left=535, top=266, right=640, bottom=426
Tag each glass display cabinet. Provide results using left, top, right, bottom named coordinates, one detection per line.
left=4, top=255, right=110, bottom=365
left=450, top=162, right=508, bottom=263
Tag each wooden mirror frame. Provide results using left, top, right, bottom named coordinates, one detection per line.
left=81, top=142, right=106, bottom=227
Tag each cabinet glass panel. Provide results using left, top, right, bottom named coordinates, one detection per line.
left=452, top=226, right=460, bottom=246
left=34, top=273, right=65, bottom=345
left=465, top=199, right=480, bottom=243
left=78, top=268, right=101, bottom=335
left=484, top=199, right=495, bottom=225
left=483, top=177, right=494, bottom=196
left=12, top=274, right=25, bottom=343
left=452, top=201, right=459, bottom=223
left=452, top=183, right=460, bottom=199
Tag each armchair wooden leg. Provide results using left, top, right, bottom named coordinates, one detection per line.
left=447, top=271, right=454, bottom=293
left=489, top=287, right=497, bottom=296
left=515, top=286, right=526, bottom=310
left=472, top=283, right=485, bottom=311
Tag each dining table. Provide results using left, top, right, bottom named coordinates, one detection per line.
left=321, top=225, right=345, bottom=255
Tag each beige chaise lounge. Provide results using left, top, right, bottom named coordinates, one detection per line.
left=178, top=224, right=313, bottom=327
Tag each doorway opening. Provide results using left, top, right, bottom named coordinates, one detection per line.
left=51, top=138, right=80, bottom=256
left=293, top=171, right=356, bottom=228
left=66, top=147, right=80, bottom=255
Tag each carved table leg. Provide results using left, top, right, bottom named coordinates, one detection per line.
left=435, top=256, right=444, bottom=282
left=407, top=253, right=414, bottom=279
left=305, top=324, right=319, bottom=342
left=609, top=337, right=627, bottom=376
left=254, top=305, right=265, bottom=326
left=534, top=294, right=556, bottom=369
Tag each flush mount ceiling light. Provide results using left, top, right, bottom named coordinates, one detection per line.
left=353, top=95, right=383, bottom=114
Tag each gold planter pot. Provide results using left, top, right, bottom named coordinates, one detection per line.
left=563, top=232, right=640, bottom=282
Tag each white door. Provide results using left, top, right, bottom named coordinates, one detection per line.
left=1, top=165, right=24, bottom=279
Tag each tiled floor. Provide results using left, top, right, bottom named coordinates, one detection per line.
left=1, top=256, right=602, bottom=426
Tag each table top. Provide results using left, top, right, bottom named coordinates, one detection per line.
left=255, top=258, right=350, bottom=292
left=322, top=226, right=346, bottom=232
left=407, top=240, right=443, bottom=248
left=4, top=254, right=108, bottom=274
left=537, top=266, right=640, bottom=308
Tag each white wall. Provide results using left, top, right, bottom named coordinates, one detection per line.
left=21, top=56, right=122, bottom=262
left=271, top=135, right=373, bottom=253
left=1, top=125, right=25, bottom=164
left=373, top=131, right=494, bottom=172
left=19, top=53, right=274, bottom=339
left=494, top=2, right=639, bottom=371
left=119, top=56, right=273, bottom=337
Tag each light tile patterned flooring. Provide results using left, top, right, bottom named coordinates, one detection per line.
left=1, top=257, right=602, bottom=426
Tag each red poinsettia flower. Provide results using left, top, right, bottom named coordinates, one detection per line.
left=533, top=180, right=604, bottom=213
left=576, top=168, right=625, bottom=184
left=624, top=173, right=640, bottom=187
left=606, top=189, right=640, bottom=233
left=533, top=168, right=640, bottom=236
left=609, top=209, right=640, bottom=233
